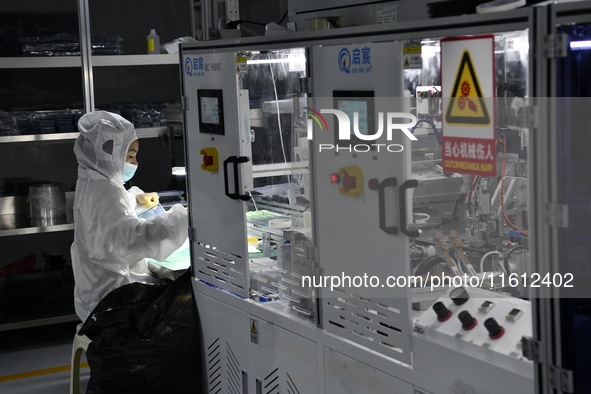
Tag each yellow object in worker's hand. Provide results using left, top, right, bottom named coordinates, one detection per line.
left=136, top=192, right=159, bottom=207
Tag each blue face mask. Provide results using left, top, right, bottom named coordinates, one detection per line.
left=123, top=162, right=137, bottom=182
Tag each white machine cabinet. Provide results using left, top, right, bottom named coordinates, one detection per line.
left=311, top=41, right=414, bottom=365
left=183, top=51, right=252, bottom=298
left=323, top=349, right=414, bottom=394
left=196, top=292, right=319, bottom=394
left=249, top=322, right=318, bottom=394
left=197, top=293, right=251, bottom=393
left=178, top=5, right=567, bottom=393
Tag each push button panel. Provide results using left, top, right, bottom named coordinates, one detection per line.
left=414, top=287, right=532, bottom=362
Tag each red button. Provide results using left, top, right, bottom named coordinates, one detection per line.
left=203, top=154, right=214, bottom=166
left=342, top=174, right=356, bottom=191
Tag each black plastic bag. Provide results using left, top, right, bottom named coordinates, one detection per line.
left=79, top=270, right=202, bottom=394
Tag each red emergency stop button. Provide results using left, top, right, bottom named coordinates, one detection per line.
left=199, top=147, right=219, bottom=171
left=203, top=154, right=214, bottom=167
left=336, top=166, right=363, bottom=197
left=342, top=173, right=356, bottom=191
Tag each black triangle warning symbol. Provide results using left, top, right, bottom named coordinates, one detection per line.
left=404, top=57, right=409, bottom=67
left=445, top=51, right=490, bottom=126
left=251, top=321, right=257, bottom=334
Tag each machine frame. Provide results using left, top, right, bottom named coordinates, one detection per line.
left=178, top=6, right=570, bottom=393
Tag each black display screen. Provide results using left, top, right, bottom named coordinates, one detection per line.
left=197, top=89, right=225, bottom=135
left=332, top=90, right=375, bottom=147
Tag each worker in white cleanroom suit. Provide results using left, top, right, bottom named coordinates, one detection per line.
left=71, top=110, right=188, bottom=322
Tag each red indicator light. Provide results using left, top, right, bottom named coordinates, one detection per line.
left=330, top=174, right=340, bottom=183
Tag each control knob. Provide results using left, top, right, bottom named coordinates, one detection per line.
left=484, top=317, right=505, bottom=339
left=458, top=311, right=477, bottom=330
left=433, top=302, right=452, bottom=322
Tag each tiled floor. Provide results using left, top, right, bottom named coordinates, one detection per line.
left=0, top=321, right=89, bottom=394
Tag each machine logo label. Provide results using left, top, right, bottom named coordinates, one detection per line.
left=184, top=57, right=193, bottom=76
left=339, top=47, right=372, bottom=74
left=339, top=48, right=351, bottom=73
left=185, top=56, right=221, bottom=77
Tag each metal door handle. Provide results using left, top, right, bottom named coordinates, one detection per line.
left=378, top=177, right=399, bottom=235
left=234, top=156, right=251, bottom=201
left=399, top=179, right=421, bottom=238
left=223, top=156, right=238, bottom=200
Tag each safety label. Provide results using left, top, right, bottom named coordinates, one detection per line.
left=376, top=5, right=397, bottom=24
left=250, top=318, right=258, bottom=344
left=236, top=56, right=248, bottom=74
left=441, top=35, right=495, bottom=177
left=445, top=51, right=490, bottom=126
left=403, top=46, right=422, bottom=69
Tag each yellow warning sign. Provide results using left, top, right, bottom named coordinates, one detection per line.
left=403, top=46, right=421, bottom=54
left=236, top=56, right=248, bottom=74
left=250, top=318, right=259, bottom=344
left=445, top=50, right=490, bottom=126
left=403, top=46, right=422, bottom=69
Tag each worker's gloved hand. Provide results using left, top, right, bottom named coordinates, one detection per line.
left=136, top=192, right=159, bottom=207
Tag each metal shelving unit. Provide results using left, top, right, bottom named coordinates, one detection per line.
left=0, top=132, right=80, bottom=144
left=0, top=127, right=168, bottom=145
left=91, top=53, right=179, bottom=67
left=0, top=54, right=178, bottom=70
left=0, top=314, right=80, bottom=332
left=0, top=57, right=82, bottom=69
left=0, top=221, right=75, bottom=238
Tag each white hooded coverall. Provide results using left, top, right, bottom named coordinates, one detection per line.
left=71, top=111, right=188, bottom=322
